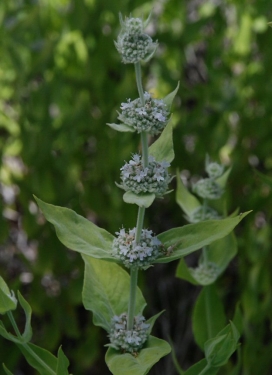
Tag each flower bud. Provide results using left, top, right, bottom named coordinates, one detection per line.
left=119, top=92, right=170, bottom=135
left=112, top=227, right=161, bottom=269
left=108, top=313, right=150, bottom=353
left=192, top=178, right=223, bottom=200
left=187, top=206, right=222, bottom=223
left=206, top=162, right=224, bottom=179
left=189, top=261, right=220, bottom=285
left=119, top=154, right=172, bottom=197
left=115, top=14, right=158, bottom=64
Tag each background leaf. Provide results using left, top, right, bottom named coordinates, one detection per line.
left=149, top=121, right=175, bottom=163
left=192, top=285, right=226, bottom=349
left=18, top=343, right=57, bottom=375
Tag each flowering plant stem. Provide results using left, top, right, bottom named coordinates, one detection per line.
left=127, top=63, right=148, bottom=330
left=202, top=198, right=208, bottom=266
left=7, top=311, right=55, bottom=375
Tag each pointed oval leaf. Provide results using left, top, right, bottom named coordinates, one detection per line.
left=105, top=336, right=171, bottom=375
left=0, top=276, right=17, bottom=314
left=183, top=360, right=219, bottom=375
left=0, top=321, right=22, bottom=344
left=107, top=123, right=135, bottom=132
left=123, top=191, right=155, bottom=208
left=176, top=172, right=201, bottom=217
left=216, top=167, right=232, bottom=189
left=34, top=196, right=116, bottom=261
left=156, top=212, right=251, bottom=263
left=149, top=121, right=174, bottom=163
left=56, top=346, right=70, bottom=375
left=82, top=255, right=146, bottom=332
left=162, top=82, right=180, bottom=110
left=18, top=342, right=57, bottom=375
left=192, top=285, right=226, bottom=349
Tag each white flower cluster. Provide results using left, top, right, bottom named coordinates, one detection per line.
left=119, top=92, right=170, bottom=135
left=189, top=261, right=220, bottom=285
left=112, top=227, right=161, bottom=269
left=115, top=16, right=157, bottom=64
left=109, top=313, right=150, bottom=353
left=187, top=206, right=222, bottom=223
left=119, top=154, right=171, bottom=197
left=206, top=162, right=224, bottom=179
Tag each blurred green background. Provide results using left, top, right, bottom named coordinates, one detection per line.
left=0, top=0, right=272, bottom=374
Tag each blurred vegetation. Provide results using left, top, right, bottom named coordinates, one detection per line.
left=0, top=0, right=272, bottom=374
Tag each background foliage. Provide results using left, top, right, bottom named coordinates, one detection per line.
left=0, top=0, right=272, bottom=374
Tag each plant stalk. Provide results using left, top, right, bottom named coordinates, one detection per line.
left=202, top=198, right=208, bottom=266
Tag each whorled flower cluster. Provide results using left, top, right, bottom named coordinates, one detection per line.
left=115, top=15, right=157, bottom=64
left=192, top=178, right=223, bottom=200
left=112, top=227, right=161, bottom=269
left=119, top=154, right=172, bottom=197
left=189, top=261, right=220, bottom=285
left=108, top=313, right=150, bottom=353
left=118, top=92, right=170, bottom=135
left=186, top=206, right=222, bottom=223
left=205, top=161, right=224, bottom=179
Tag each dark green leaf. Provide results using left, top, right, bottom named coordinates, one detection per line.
left=18, top=291, right=32, bottom=343
left=56, top=346, right=70, bottom=375
left=18, top=342, right=57, bottom=375
left=192, top=285, right=226, bottom=349
left=183, top=360, right=219, bottom=375
left=2, top=364, right=14, bottom=375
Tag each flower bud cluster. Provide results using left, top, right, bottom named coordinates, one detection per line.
left=119, top=92, right=170, bottom=135
left=189, top=261, right=220, bottom=285
left=205, top=162, right=224, bottom=179
left=109, top=313, right=150, bottom=353
left=187, top=206, right=222, bottom=223
left=119, top=154, right=171, bottom=197
left=112, top=227, right=161, bottom=269
left=115, top=15, right=157, bottom=64
left=193, top=160, right=224, bottom=200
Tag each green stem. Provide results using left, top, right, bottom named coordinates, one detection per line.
left=204, top=285, right=213, bottom=339
left=202, top=198, right=208, bottom=266
left=135, top=206, right=146, bottom=243
left=7, top=311, right=56, bottom=375
left=134, top=62, right=145, bottom=106
left=198, top=364, right=212, bottom=375
left=127, top=267, right=139, bottom=330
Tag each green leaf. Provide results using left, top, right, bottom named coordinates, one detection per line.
left=0, top=321, right=22, bottom=345
left=233, top=303, right=244, bottom=335
left=107, top=123, right=135, bottom=132
left=176, top=233, right=237, bottom=285
left=2, top=364, right=14, bottom=375
left=176, top=171, right=201, bottom=217
left=82, top=255, right=146, bottom=332
left=168, top=337, right=184, bottom=375
left=204, top=321, right=240, bottom=367
left=18, top=291, right=32, bottom=343
left=34, top=196, right=116, bottom=261
left=18, top=342, right=57, bottom=375
left=149, top=121, right=174, bottom=163
left=192, top=285, right=226, bottom=349
left=56, top=346, right=70, bottom=375
left=183, top=360, right=219, bottom=375
left=146, top=311, right=164, bottom=334
left=105, top=336, right=171, bottom=375
left=162, top=82, right=180, bottom=110
left=123, top=191, right=155, bottom=208
left=156, top=212, right=251, bottom=263
left=215, top=167, right=232, bottom=189
left=0, top=276, right=17, bottom=314
left=268, top=21, right=272, bottom=27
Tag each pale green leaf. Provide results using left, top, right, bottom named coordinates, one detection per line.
left=176, top=172, right=201, bottom=217
left=105, top=336, right=171, bottom=375
left=0, top=276, right=17, bottom=314
left=156, top=212, right=250, bottom=263
left=18, top=342, right=57, bottom=375
left=107, top=123, right=135, bottom=132
left=123, top=191, right=155, bottom=208
left=176, top=258, right=198, bottom=285
left=82, top=255, right=146, bottom=332
left=56, top=346, right=70, bottom=375
left=149, top=121, right=174, bottom=163
left=34, top=196, right=115, bottom=261
left=192, top=285, right=226, bottom=349
left=162, top=82, right=180, bottom=110
left=216, top=167, right=232, bottom=189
